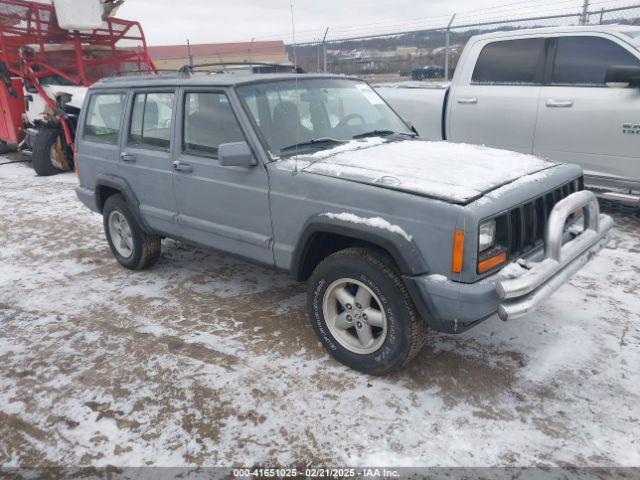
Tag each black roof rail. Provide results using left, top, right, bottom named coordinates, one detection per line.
left=178, top=62, right=305, bottom=74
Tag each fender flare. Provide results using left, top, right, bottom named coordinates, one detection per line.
left=94, top=174, right=153, bottom=233
left=292, top=214, right=429, bottom=280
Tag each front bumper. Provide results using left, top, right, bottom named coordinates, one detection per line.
left=405, top=191, right=613, bottom=333
left=496, top=190, right=613, bottom=321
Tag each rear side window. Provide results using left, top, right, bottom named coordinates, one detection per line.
left=472, top=38, right=545, bottom=85
left=84, top=93, right=125, bottom=144
left=183, top=92, right=245, bottom=157
left=552, top=36, right=640, bottom=86
left=129, top=92, right=174, bottom=150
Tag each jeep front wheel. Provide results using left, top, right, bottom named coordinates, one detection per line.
left=307, top=247, right=427, bottom=375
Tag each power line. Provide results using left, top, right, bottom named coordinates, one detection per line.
left=317, top=0, right=584, bottom=43
left=165, top=1, right=639, bottom=58
left=224, top=0, right=585, bottom=45
left=312, top=0, right=636, bottom=44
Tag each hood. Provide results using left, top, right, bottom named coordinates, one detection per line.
left=283, top=138, right=557, bottom=204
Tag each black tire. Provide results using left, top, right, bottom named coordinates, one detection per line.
left=103, top=194, right=161, bottom=270
left=307, top=247, right=427, bottom=375
left=0, top=141, right=9, bottom=155
left=31, top=127, right=68, bottom=176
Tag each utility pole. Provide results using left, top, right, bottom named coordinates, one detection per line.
left=444, top=14, right=456, bottom=81
left=581, top=0, right=590, bottom=25
left=322, top=27, right=329, bottom=72
left=249, top=37, right=255, bottom=65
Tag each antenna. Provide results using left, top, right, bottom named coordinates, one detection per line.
left=187, top=39, right=193, bottom=68
left=291, top=3, right=300, bottom=172
left=290, top=4, right=298, bottom=71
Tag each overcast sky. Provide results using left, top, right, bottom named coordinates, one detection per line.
left=117, top=0, right=592, bottom=46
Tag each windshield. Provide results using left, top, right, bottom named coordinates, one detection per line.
left=237, top=78, right=412, bottom=157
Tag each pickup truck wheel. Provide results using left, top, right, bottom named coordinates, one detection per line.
left=0, top=141, right=8, bottom=154
left=308, top=247, right=427, bottom=375
left=103, top=194, right=161, bottom=270
left=31, top=127, right=70, bottom=176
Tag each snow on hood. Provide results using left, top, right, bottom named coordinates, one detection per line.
left=279, top=138, right=556, bottom=204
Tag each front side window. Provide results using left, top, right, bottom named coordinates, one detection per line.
left=552, top=36, right=640, bottom=86
left=129, top=92, right=174, bottom=150
left=84, top=93, right=126, bottom=144
left=238, top=78, right=412, bottom=157
left=472, top=38, right=546, bottom=85
left=183, top=92, right=245, bottom=157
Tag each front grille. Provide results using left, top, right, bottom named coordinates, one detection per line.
left=506, top=177, right=583, bottom=257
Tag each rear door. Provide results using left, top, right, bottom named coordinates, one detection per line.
left=171, top=88, right=274, bottom=265
left=533, top=35, right=640, bottom=186
left=448, top=37, right=546, bottom=153
left=119, top=88, right=180, bottom=234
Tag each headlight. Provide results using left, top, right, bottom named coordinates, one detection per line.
left=479, top=219, right=496, bottom=252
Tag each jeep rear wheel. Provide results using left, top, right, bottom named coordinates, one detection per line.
left=103, top=194, right=161, bottom=270
left=307, top=247, right=427, bottom=375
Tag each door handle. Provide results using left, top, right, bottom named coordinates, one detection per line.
left=457, top=97, right=478, bottom=105
left=546, top=99, right=573, bottom=108
left=172, top=160, right=193, bottom=173
left=120, top=152, right=136, bottom=162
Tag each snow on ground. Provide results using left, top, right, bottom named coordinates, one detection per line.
left=0, top=158, right=639, bottom=468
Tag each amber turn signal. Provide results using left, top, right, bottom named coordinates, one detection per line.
left=452, top=230, right=465, bottom=273
left=477, top=251, right=507, bottom=274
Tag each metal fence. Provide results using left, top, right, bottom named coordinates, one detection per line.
left=284, top=2, right=640, bottom=82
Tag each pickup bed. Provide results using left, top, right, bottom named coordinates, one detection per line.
left=377, top=25, right=640, bottom=204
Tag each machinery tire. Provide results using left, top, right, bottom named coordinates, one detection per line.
left=32, top=127, right=68, bottom=176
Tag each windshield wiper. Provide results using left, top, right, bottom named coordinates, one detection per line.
left=352, top=130, right=416, bottom=139
left=280, top=137, right=346, bottom=153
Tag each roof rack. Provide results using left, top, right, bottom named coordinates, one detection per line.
left=178, top=62, right=305, bottom=75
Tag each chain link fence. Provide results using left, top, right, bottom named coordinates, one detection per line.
left=287, top=3, right=640, bottom=83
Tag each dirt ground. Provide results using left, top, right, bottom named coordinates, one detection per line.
left=0, top=158, right=639, bottom=468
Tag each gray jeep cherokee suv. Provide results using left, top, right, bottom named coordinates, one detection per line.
left=75, top=73, right=613, bottom=374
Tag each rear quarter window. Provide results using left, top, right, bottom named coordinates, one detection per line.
left=84, top=93, right=126, bottom=144
left=472, top=38, right=546, bottom=85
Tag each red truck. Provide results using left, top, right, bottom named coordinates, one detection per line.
left=0, top=0, right=156, bottom=174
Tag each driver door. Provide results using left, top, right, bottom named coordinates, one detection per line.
left=171, top=88, right=274, bottom=265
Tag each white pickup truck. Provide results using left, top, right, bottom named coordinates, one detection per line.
left=377, top=25, right=640, bottom=204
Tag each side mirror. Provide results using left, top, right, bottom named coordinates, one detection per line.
left=218, top=141, right=257, bottom=167
left=605, top=65, right=640, bottom=88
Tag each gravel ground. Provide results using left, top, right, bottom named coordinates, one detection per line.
left=0, top=158, right=639, bottom=468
